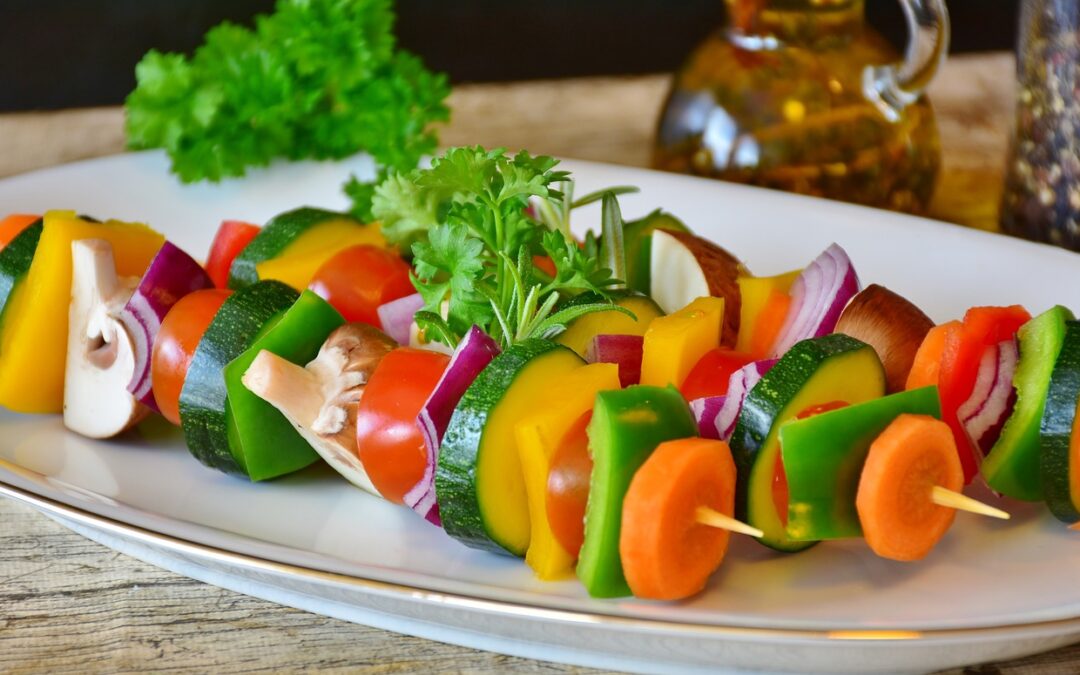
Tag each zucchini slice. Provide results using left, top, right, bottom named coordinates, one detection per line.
left=983, top=305, right=1074, bottom=500
left=1040, top=320, right=1080, bottom=524
left=179, top=280, right=299, bottom=475
left=729, top=334, right=886, bottom=551
left=437, top=339, right=584, bottom=556
left=227, top=207, right=381, bottom=289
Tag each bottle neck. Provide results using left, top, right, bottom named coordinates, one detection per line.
left=725, top=0, right=866, bottom=46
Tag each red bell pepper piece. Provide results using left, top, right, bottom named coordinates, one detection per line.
left=679, top=348, right=754, bottom=401
left=939, top=305, right=1031, bottom=483
left=205, top=220, right=261, bottom=288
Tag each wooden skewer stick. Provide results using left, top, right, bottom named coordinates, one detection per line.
left=931, top=486, right=1011, bottom=520
left=695, top=505, right=766, bottom=538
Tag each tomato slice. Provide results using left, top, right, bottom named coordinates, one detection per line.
left=546, top=412, right=593, bottom=557
left=0, top=214, right=39, bottom=251
left=205, top=220, right=260, bottom=289
left=151, top=289, right=232, bottom=425
left=309, top=244, right=414, bottom=328
left=774, top=400, right=850, bottom=527
left=939, top=305, right=1030, bottom=482
left=355, top=347, right=450, bottom=504
left=680, top=348, right=754, bottom=401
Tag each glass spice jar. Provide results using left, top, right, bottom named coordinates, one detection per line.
left=1001, top=0, right=1080, bottom=247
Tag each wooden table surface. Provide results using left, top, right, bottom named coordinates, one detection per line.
left=2, top=52, right=1078, bottom=674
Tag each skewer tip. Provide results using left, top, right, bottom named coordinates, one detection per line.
left=931, top=486, right=1010, bottom=520
left=695, top=505, right=765, bottom=538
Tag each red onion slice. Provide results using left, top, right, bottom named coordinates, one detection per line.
left=377, top=293, right=423, bottom=345
left=960, top=338, right=1019, bottom=454
left=770, top=244, right=860, bottom=357
left=692, top=358, right=777, bottom=441
left=406, top=325, right=500, bottom=524
left=691, top=396, right=726, bottom=440
left=585, top=334, right=644, bottom=387
left=118, top=241, right=213, bottom=411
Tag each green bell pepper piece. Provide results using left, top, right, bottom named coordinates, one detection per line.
left=577, top=385, right=698, bottom=598
left=983, top=305, right=1074, bottom=500
left=223, top=290, right=345, bottom=480
left=779, top=386, right=941, bottom=541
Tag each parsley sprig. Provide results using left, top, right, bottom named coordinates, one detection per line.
left=125, top=0, right=448, bottom=217
left=372, top=146, right=634, bottom=349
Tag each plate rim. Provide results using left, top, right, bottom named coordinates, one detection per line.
left=5, top=475, right=1080, bottom=643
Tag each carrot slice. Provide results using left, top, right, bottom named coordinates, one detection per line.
left=905, top=321, right=959, bottom=390
left=0, top=214, right=39, bottom=251
left=750, top=289, right=791, bottom=358
left=856, top=414, right=963, bottom=561
left=620, top=438, right=736, bottom=600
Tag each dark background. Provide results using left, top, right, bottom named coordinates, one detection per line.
left=1, top=0, right=1019, bottom=112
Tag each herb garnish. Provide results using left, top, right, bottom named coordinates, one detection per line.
left=372, top=146, right=636, bottom=349
left=125, top=0, right=448, bottom=218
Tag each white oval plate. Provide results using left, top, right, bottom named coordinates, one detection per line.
left=1, top=152, right=1079, bottom=674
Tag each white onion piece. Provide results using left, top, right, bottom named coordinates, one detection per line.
left=770, top=244, right=860, bottom=357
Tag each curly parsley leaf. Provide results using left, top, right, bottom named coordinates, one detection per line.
left=377, top=145, right=636, bottom=350
left=125, top=0, right=448, bottom=204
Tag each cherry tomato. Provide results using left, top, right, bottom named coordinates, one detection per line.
left=0, top=214, right=39, bottom=251
left=355, top=347, right=450, bottom=504
left=546, top=412, right=593, bottom=556
left=308, top=245, right=414, bottom=328
left=680, top=348, right=755, bottom=401
left=151, top=289, right=232, bottom=426
left=773, top=401, right=849, bottom=526
left=205, top=220, right=260, bottom=288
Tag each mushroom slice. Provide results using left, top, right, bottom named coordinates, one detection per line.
left=64, top=239, right=148, bottom=438
left=242, top=323, right=396, bottom=496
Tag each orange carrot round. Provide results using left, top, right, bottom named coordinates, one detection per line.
left=905, top=321, right=959, bottom=390
left=856, top=414, right=963, bottom=561
left=620, top=438, right=736, bottom=600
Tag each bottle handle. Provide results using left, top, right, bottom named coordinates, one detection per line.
left=863, top=0, right=951, bottom=122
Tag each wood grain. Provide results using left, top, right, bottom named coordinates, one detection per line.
left=2, top=52, right=1077, bottom=673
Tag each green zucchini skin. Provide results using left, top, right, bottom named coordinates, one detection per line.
left=728, top=333, right=884, bottom=552
left=227, top=207, right=359, bottom=289
left=1040, top=320, right=1080, bottom=524
left=0, top=218, right=42, bottom=325
left=179, top=280, right=299, bottom=475
left=436, top=339, right=561, bottom=555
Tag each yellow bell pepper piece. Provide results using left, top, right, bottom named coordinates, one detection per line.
left=0, top=211, right=163, bottom=413
left=516, top=363, right=621, bottom=580
left=639, top=296, right=725, bottom=388
left=255, top=219, right=386, bottom=290
left=477, top=346, right=584, bottom=556
left=735, top=270, right=801, bottom=354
